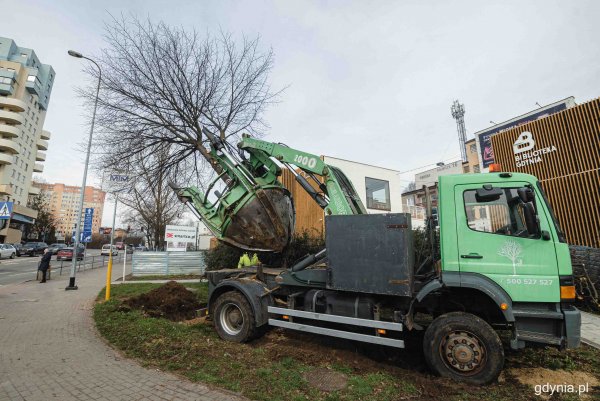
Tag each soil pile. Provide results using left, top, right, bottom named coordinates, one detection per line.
left=125, top=281, right=203, bottom=321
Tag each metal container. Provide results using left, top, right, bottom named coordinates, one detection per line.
left=325, top=213, right=414, bottom=296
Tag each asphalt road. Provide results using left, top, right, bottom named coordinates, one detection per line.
left=0, top=249, right=105, bottom=286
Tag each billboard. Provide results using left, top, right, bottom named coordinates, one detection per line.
left=475, top=97, right=575, bottom=169
left=164, top=225, right=197, bottom=243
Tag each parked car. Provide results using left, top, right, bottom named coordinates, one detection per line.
left=101, top=244, right=118, bottom=256
left=135, top=245, right=148, bottom=252
left=0, top=244, right=16, bottom=259
left=21, top=242, right=48, bottom=257
left=56, top=246, right=85, bottom=261
left=115, top=242, right=125, bottom=250
left=48, top=243, right=67, bottom=255
left=125, top=244, right=134, bottom=254
left=11, top=243, right=23, bottom=257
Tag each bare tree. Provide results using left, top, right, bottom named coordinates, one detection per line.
left=110, top=144, right=186, bottom=250
left=403, top=181, right=416, bottom=193
left=79, top=16, right=281, bottom=180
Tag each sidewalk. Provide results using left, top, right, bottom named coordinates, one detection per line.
left=581, top=311, right=600, bottom=349
left=0, top=265, right=246, bottom=401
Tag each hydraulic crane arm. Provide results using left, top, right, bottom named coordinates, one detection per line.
left=238, top=135, right=367, bottom=216
left=170, top=129, right=366, bottom=253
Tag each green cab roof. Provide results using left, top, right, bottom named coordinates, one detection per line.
left=438, top=172, right=539, bottom=187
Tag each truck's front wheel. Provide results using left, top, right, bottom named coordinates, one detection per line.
left=423, top=312, right=504, bottom=385
left=213, top=291, right=259, bottom=343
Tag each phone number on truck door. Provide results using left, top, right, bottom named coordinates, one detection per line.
left=505, top=278, right=553, bottom=285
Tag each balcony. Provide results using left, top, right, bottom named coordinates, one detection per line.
left=33, top=162, right=44, bottom=172
left=26, top=76, right=42, bottom=96
left=0, top=184, right=13, bottom=196
left=28, top=186, right=40, bottom=196
left=0, top=97, right=26, bottom=112
left=0, top=70, right=16, bottom=96
left=0, top=153, right=14, bottom=165
left=0, top=124, right=20, bottom=138
left=36, top=138, right=48, bottom=150
left=0, top=110, right=24, bottom=125
left=40, top=130, right=51, bottom=140
left=0, top=138, right=19, bottom=154
left=36, top=151, right=46, bottom=161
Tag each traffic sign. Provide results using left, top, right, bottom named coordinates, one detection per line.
left=0, top=201, right=13, bottom=220
left=83, top=208, right=94, bottom=232
left=72, top=231, right=92, bottom=243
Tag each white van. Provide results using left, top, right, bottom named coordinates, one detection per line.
left=101, top=244, right=118, bottom=256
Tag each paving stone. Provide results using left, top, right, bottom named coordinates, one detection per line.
left=0, top=266, right=248, bottom=401
left=581, top=311, right=600, bottom=349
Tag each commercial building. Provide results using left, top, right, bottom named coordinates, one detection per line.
left=0, top=37, right=54, bottom=242
left=279, top=156, right=402, bottom=236
left=474, top=97, right=576, bottom=171
left=415, top=160, right=463, bottom=188
left=34, top=183, right=106, bottom=240
left=490, top=97, right=600, bottom=247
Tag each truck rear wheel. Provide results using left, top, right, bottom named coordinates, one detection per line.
left=423, top=312, right=504, bottom=385
left=213, top=291, right=260, bottom=343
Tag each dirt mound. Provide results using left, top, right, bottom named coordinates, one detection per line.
left=125, top=281, right=203, bottom=321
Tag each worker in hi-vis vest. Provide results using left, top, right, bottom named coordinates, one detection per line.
left=238, top=252, right=260, bottom=268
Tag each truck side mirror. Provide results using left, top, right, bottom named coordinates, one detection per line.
left=521, top=202, right=540, bottom=237
left=475, top=186, right=503, bottom=202
left=517, top=187, right=534, bottom=203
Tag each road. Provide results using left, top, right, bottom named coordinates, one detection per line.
left=0, top=249, right=116, bottom=286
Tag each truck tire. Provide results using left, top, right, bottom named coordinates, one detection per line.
left=213, top=291, right=260, bottom=343
left=423, top=311, right=504, bottom=385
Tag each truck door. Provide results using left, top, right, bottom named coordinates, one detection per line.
left=454, top=184, right=560, bottom=302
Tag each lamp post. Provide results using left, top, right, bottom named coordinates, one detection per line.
left=66, top=50, right=101, bottom=291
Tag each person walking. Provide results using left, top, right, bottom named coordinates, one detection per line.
left=38, top=247, right=52, bottom=283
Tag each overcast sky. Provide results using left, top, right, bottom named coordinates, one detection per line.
left=3, top=0, right=600, bottom=226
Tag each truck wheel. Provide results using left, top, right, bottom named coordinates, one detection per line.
left=423, top=311, right=504, bottom=385
left=213, top=291, right=259, bottom=343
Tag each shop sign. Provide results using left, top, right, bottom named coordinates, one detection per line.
left=513, top=131, right=557, bottom=167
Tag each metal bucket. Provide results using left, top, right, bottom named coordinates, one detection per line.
left=221, top=187, right=295, bottom=252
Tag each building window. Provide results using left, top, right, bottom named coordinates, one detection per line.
left=474, top=165, right=481, bottom=173
left=27, top=75, right=36, bottom=82
left=365, top=177, right=391, bottom=211
left=470, top=143, right=477, bottom=153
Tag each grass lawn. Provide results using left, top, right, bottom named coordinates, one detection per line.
left=94, top=283, right=600, bottom=401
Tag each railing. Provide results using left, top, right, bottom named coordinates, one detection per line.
left=56, top=253, right=133, bottom=276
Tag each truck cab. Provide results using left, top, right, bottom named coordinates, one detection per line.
left=431, top=172, right=580, bottom=349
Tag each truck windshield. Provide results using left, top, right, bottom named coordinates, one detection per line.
left=536, top=181, right=566, bottom=243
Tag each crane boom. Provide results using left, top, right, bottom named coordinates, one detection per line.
left=171, top=130, right=366, bottom=252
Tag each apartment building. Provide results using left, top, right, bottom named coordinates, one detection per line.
left=34, top=183, right=106, bottom=240
left=0, top=37, right=54, bottom=242
left=462, top=138, right=481, bottom=173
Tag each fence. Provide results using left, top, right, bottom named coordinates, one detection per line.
left=131, top=251, right=206, bottom=276
left=35, top=253, right=133, bottom=280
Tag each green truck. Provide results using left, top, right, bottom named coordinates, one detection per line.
left=172, top=130, right=581, bottom=384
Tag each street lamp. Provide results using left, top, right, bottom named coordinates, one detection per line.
left=66, top=49, right=101, bottom=290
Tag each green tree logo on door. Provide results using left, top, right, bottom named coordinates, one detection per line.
left=498, top=240, right=523, bottom=275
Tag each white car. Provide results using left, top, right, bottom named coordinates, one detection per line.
left=100, top=244, right=118, bottom=256
left=0, top=244, right=17, bottom=259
